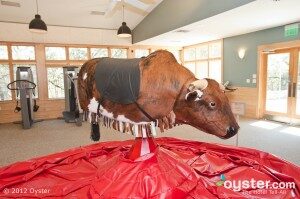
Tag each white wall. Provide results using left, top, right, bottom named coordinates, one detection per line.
left=0, top=22, right=132, bottom=46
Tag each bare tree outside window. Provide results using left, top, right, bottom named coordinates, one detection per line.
left=12, top=46, right=35, bottom=60
left=47, top=68, right=65, bottom=99
left=111, top=49, right=127, bottom=58
left=0, top=45, right=8, bottom=60
left=266, top=53, right=289, bottom=113
left=91, top=48, right=108, bottom=58
left=196, top=45, right=208, bottom=60
left=184, top=48, right=196, bottom=61
left=45, top=47, right=66, bottom=60
left=69, top=48, right=88, bottom=60
left=0, top=64, right=11, bottom=101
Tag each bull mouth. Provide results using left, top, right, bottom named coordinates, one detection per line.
left=220, top=128, right=239, bottom=139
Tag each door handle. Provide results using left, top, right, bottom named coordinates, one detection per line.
left=288, top=83, right=292, bottom=97
left=293, top=83, right=297, bottom=97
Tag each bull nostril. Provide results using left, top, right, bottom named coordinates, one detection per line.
left=226, top=126, right=237, bottom=137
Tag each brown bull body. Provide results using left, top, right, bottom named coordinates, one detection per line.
left=78, top=50, right=239, bottom=139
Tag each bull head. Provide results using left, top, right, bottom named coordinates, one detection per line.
left=174, top=78, right=239, bottom=139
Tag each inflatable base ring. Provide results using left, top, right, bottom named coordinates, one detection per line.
left=0, top=137, right=299, bottom=198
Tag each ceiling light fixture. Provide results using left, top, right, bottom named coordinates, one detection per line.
left=117, top=4, right=131, bottom=38
left=29, top=0, right=47, bottom=33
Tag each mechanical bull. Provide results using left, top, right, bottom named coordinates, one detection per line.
left=78, top=50, right=239, bottom=141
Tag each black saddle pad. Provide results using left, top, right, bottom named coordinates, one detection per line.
left=95, top=57, right=141, bottom=104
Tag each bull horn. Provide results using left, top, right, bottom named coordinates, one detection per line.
left=188, top=79, right=208, bottom=91
left=219, top=84, right=225, bottom=91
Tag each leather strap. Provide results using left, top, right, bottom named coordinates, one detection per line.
left=134, top=102, right=156, bottom=123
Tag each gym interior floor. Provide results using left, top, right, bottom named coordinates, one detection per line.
left=0, top=117, right=299, bottom=167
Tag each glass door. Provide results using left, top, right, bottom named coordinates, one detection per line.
left=264, top=48, right=300, bottom=121
left=265, top=52, right=291, bottom=115
left=295, top=50, right=300, bottom=116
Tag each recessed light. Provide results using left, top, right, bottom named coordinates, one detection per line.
left=1, top=0, right=20, bottom=7
left=90, top=11, right=105, bottom=15
left=174, top=29, right=190, bottom=33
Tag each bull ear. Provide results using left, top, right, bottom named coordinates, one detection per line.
left=185, top=90, right=203, bottom=101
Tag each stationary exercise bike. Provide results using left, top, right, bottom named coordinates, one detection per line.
left=7, top=66, right=40, bottom=129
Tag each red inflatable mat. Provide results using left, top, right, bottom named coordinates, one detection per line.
left=0, top=137, right=299, bottom=198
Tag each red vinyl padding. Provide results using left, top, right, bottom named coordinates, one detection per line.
left=0, top=137, right=299, bottom=198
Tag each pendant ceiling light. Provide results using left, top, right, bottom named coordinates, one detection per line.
left=29, top=0, right=47, bottom=33
left=117, top=5, right=131, bottom=37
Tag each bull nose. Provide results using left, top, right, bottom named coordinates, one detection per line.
left=225, top=126, right=238, bottom=138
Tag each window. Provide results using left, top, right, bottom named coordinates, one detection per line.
left=111, top=48, right=127, bottom=58
left=91, top=48, right=108, bottom=58
left=12, top=46, right=35, bottom=60
left=183, top=40, right=222, bottom=83
left=135, top=49, right=149, bottom=58
left=185, top=62, right=196, bottom=74
left=47, top=67, right=64, bottom=99
left=209, top=60, right=222, bottom=83
left=196, top=45, right=208, bottom=60
left=195, top=61, right=208, bottom=79
left=0, top=64, right=11, bottom=101
left=184, top=48, right=196, bottom=61
left=45, top=47, right=66, bottom=60
left=209, top=42, right=222, bottom=58
left=69, top=48, right=88, bottom=60
left=167, top=49, right=181, bottom=63
left=0, top=45, right=8, bottom=60
left=13, top=65, right=38, bottom=98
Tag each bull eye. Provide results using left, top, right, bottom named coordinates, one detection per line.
left=209, top=102, right=216, bottom=108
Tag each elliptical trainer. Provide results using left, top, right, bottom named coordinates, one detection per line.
left=7, top=66, right=40, bottom=129
left=62, top=66, right=83, bottom=126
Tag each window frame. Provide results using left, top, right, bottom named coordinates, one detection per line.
left=11, top=45, right=36, bottom=61
left=46, top=65, right=65, bottom=99
left=68, top=47, right=89, bottom=61
left=0, top=42, right=169, bottom=103
left=110, top=48, right=128, bottom=59
left=183, top=39, right=223, bottom=83
left=134, top=48, right=150, bottom=58
left=45, top=46, right=67, bottom=61
left=90, top=47, right=109, bottom=59
left=0, top=43, right=39, bottom=102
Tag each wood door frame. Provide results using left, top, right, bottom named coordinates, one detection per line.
left=291, top=48, right=300, bottom=118
left=257, top=40, right=300, bottom=118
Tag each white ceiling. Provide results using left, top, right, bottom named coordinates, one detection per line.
left=0, top=0, right=163, bottom=30
left=136, top=0, right=300, bottom=47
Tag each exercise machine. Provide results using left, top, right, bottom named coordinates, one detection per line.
left=7, top=66, right=40, bottom=129
left=62, top=66, right=83, bottom=126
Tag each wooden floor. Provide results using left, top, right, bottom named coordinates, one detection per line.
left=0, top=118, right=299, bottom=167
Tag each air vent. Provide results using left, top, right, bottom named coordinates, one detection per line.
left=174, top=29, right=190, bottom=33
left=1, top=0, right=20, bottom=7
left=90, top=11, right=105, bottom=15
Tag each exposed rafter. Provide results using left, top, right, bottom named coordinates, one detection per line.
left=105, top=0, right=154, bottom=18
